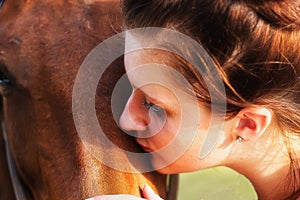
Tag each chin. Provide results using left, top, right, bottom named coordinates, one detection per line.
left=152, top=156, right=200, bottom=174
left=154, top=167, right=173, bottom=174
left=151, top=158, right=181, bottom=174
left=151, top=156, right=172, bottom=174
left=156, top=165, right=190, bottom=174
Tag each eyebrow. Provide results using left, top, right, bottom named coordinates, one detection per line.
left=145, top=93, right=164, bottom=106
left=132, top=85, right=165, bottom=106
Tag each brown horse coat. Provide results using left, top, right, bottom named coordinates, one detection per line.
left=0, top=0, right=168, bottom=199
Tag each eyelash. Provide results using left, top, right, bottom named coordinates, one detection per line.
left=142, top=100, right=162, bottom=113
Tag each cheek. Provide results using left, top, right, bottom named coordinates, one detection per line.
left=152, top=128, right=212, bottom=173
left=147, top=122, right=177, bottom=149
left=147, top=108, right=182, bottom=148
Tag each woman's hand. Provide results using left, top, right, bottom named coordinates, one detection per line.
left=86, top=194, right=145, bottom=200
left=142, top=184, right=163, bottom=200
left=86, top=184, right=163, bottom=200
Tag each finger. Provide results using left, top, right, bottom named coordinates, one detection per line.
left=142, top=184, right=163, bottom=200
left=86, top=195, right=146, bottom=200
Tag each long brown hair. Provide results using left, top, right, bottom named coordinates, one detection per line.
left=122, top=0, right=300, bottom=199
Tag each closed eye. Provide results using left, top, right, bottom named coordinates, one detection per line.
left=142, top=100, right=163, bottom=113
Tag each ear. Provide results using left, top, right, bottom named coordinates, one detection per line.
left=233, top=107, right=272, bottom=141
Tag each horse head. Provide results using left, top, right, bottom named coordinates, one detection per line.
left=0, top=0, right=172, bottom=199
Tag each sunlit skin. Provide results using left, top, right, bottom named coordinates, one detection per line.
left=120, top=48, right=233, bottom=174
left=90, top=36, right=298, bottom=200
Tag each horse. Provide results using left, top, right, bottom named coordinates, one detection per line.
left=0, top=0, right=177, bottom=199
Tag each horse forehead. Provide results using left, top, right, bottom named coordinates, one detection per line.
left=0, top=0, right=122, bottom=90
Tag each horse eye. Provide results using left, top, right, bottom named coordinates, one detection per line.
left=0, top=0, right=4, bottom=9
left=0, top=64, right=12, bottom=96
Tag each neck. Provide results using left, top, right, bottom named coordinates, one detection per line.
left=233, top=159, right=292, bottom=199
left=228, top=139, right=295, bottom=199
left=250, top=164, right=291, bottom=199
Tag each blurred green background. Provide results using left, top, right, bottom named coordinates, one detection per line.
left=177, top=166, right=258, bottom=200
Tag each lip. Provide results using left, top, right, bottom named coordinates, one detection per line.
left=141, top=145, right=153, bottom=152
left=135, top=140, right=153, bottom=152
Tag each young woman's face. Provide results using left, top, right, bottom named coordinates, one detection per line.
left=120, top=45, right=230, bottom=174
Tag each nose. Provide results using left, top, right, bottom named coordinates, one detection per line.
left=119, top=89, right=150, bottom=132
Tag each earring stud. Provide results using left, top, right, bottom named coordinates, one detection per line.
left=236, top=136, right=243, bottom=143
